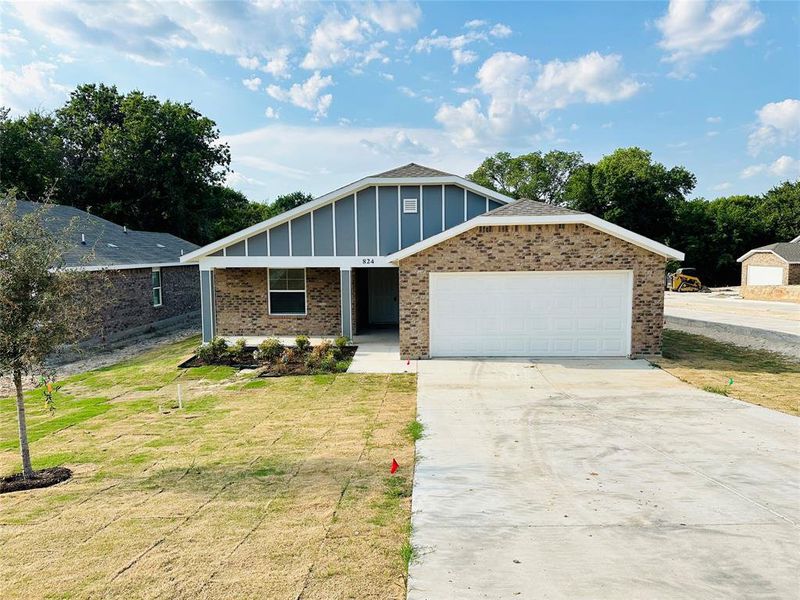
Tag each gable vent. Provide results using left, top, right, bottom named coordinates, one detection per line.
left=403, top=197, right=418, bottom=214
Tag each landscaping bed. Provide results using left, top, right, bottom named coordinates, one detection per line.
left=0, top=466, right=72, bottom=494
left=179, top=335, right=357, bottom=376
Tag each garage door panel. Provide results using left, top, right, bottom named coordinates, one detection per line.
left=429, top=271, right=632, bottom=357
left=747, top=265, right=783, bottom=286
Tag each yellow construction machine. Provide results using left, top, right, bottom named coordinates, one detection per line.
left=667, top=268, right=703, bottom=292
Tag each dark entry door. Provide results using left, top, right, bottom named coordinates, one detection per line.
left=368, top=268, right=399, bottom=325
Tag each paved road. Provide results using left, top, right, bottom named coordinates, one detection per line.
left=409, top=359, right=800, bottom=599
left=664, top=292, right=800, bottom=336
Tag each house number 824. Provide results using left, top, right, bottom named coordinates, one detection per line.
left=361, top=258, right=375, bottom=264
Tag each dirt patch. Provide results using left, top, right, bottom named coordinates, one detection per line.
left=0, top=466, right=72, bottom=494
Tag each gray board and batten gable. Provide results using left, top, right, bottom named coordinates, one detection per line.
left=206, top=182, right=506, bottom=260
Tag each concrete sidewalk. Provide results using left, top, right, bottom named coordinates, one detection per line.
left=348, top=330, right=416, bottom=374
left=409, top=358, right=800, bottom=599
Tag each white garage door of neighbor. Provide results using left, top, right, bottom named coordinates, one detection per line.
left=429, top=271, right=633, bottom=357
left=747, top=265, right=784, bottom=286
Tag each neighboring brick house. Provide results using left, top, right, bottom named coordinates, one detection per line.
left=182, top=164, right=683, bottom=359
left=737, top=236, right=800, bottom=302
left=14, top=200, right=201, bottom=343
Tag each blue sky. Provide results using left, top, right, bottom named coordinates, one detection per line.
left=1, top=1, right=798, bottom=202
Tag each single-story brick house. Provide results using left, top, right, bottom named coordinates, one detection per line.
left=737, top=236, right=800, bottom=286
left=181, top=164, right=684, bottom=359
left=14, top=200, right=201, bottom=342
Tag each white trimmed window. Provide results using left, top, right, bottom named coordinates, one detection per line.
left=269, top=268, right=306, bottom=315
left=151, top=268, right=162, bottom=307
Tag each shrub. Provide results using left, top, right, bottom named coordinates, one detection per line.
left=281, top=347, right=298, bottom=364
left=319, top=352, right=338, bottom=372
left=334, top=336, right=349, bottom=349
left=295, top=335, right=311, bottom=352
left=229, top=338, right=249, bottom=361
left=196, top=336, right=228, bottom=363
left=257, top=338, right=284, bottom=362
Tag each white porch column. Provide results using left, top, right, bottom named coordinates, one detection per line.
left=340, top=267, right=352, bottom=339
left=200, top=269, right=215, bottom=343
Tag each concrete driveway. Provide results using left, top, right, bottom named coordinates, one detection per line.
left=409, top=359, right=800, bottom=599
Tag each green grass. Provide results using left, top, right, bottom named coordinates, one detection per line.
left=404, top=419, right=424, bottom=442
left=1, top=335, right=417, bottom=599
left=400, top=540, right=415, bottom=575
left=655, top=329, right=800, bottom=416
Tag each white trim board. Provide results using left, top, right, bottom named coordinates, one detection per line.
left=181, top=174, right=513, bottom=263
left=737, top=249, right=796, bottom=264
left=198, top=255, right=394, bottom=270
left=386, top=214, right=685, bottom=262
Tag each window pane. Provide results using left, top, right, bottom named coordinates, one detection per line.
left=152, top=288, right=162, bottom=306
left=151, top=271, right=161, bottom=287
left=286, top=271, right=305, bottom=290
left=270, top=292, right=305, bottom=314
left=269, top=269, right=288, bottom=290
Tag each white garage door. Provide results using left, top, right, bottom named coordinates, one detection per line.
left=747, top=265, right=783, bottom=286
left=429, top=271, right=633, bottom=357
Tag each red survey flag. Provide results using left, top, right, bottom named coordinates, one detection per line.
left=390, top=458, right=399, bottom=474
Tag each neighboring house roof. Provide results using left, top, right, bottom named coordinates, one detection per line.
left=12, top=200, right=199, bottom=270
left=486, top=198, right=582, bottom=217
left=182, top=162, right=514, bottom=263
left=371, top=163, right=454, bottom=178
left=737, top=241, right=800, bottom=264
left=387, top=199, right=684, bottom=262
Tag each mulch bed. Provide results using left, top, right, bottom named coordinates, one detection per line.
left=0, top=466, right=73, bottom=494
left=178, top=345, right=358, bottom=376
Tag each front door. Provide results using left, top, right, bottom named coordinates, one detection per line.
left=368, top=268, right=399, bottom=325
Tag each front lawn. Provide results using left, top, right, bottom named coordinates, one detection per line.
left=654, top=329, right=800, bottom=416
left=0, top=336, right=417, bottom=599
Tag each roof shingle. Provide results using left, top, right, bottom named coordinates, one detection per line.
left=11, top=200, right=199, bottom=268
left=485, top=197, right=583, bottom=217
left=751, top=241, right=800, bottom=263
left=372, top=163, right=454, bottom=178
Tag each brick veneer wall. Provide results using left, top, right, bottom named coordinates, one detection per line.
left=398, top=223, right=667, bottom=359
left=740, top=252, right=794, bottom=286
left=88, top=265, right=200, bottom=340
left=214, top=267, right=341, bottom=337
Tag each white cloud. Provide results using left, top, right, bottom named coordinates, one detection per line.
left=464, top=19, right=487, bottom=29
left=435, top=51, right=641, bottom=146
left=656, top=0, right=764, bottom=77
left=223, top=123, right=491, bottom=199
left=413, top=22, right=512, bottom=73
left=0, top=28, right=27, bottom=57
left=712, top=182, right=732, bottom=191
left=264, top=106, right=279, bottom=119
left=242, top=76, right=262, bottom=91
left=267, top=71, right=333, bottom=117
left=237, top=55, right=261, bottom=70
left=262, top=48, right=291, bottom=78
left=379, top=72, right=394, bottom=81
left=0, top=61, right=70, bottom=114
left=362, top=2, right=421, bottom=33
left=748, top=99, right=800, bottom=155
left=601, top=121, right=614, bottom=129
left=360, top=131, right=432, bottom=156
left=706, top=130, right=719, bottom=137
left=706, top=115, right=722, bottom=123
left=490, top=23, right=512, bottom=38
left=301, top=13, right=366, bottom=69
left=570, top=123, right=579, bottom=131
left=741, top=155, right=800, bottom=179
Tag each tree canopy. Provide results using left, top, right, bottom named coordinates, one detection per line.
left=468, top=148, right=797, bottom=285
left=0, top=84, right=311, bottom=245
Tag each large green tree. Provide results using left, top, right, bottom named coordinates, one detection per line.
left=467, top=150, right=585, bottom=204
left=0, top=109, right=64, bottom=200
left=568, top=147, right=696, bottom=244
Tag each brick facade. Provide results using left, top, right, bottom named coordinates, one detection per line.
left=740, top=252, right=796, bottom=286
left=214, top=267, right=341, bottom=337
left=397, top=224, right=666, bottom=359
left=88, top=265, right=200, bottom=341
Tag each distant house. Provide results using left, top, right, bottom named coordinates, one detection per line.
left=737, top=235, right=800, bottom=302
left=13, top=200, right=201, bottom=342
left=737, top=235, right=800, bottom=287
